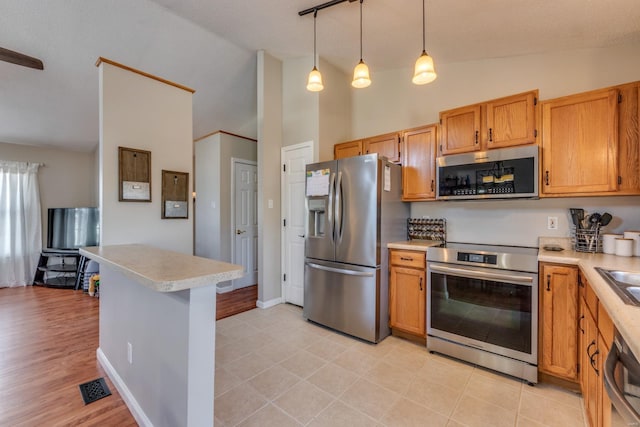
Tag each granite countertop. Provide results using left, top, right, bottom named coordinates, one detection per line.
left=387, top=240, right=444, bottom=252
left=80, top=244, right=244, bottom=292
left=538, top=238, right=640, bottom=359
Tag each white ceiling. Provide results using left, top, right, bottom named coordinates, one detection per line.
left=1, top=0, right=640, bottom=152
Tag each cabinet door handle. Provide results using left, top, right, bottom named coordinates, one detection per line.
left=488, top=128, right=493, bottom=142
left=587, top=340, right=596, bottom=357
left=431, top=179, right=435, bottom=192
left=474, top=130, right=479, bottom=145
left=579, top=314, right=585, bottom=334
left=400, top=257, right=414, bottom=261
left=590, top=348, right=600, bottom=375
left=545, top=171, right=550, bottom=186
left=419, top=277, right=423, bottom=291
left=546, top=274, right=551, bottom=291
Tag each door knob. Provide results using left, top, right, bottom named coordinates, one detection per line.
left=236, top=229, right=246, bottom=235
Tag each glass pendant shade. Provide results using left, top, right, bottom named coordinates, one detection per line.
left=352, top=60, right=371, bottom=88
left=306, top=66, right=324, bottom=92
left=412, top=51, right=437, bottom=85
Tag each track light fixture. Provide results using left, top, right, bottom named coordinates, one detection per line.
left=300, top=0, right=435, bottom=90
left=413, top=0, right=437, bottom=85
left=351, top=0, right=371, bottom=88
left=306, top=9, right=324, bottom=92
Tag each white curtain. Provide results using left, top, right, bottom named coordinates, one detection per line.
left=0, top=161, right=42, bottom=287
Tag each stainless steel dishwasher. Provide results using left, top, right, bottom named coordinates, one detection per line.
left=604, top=333, right=640, bottom=426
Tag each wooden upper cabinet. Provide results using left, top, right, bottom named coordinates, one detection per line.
left=439, top=104, right=481, bottom=155
left=539, top=263, right=579, bottom=382
left=440, top=90, right=538, bottom=156
left=616, top=82, right=640, bottom=194
left=334, top=139, right=363, bottom=159
left=485, top=91, right=537, bottom=149
left=541, top=88, right=619, bottom=195
left=402, top=124, right=437, bottom=200
left=364, top=132, right=401, bottom=163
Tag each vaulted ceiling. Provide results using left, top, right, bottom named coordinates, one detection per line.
left=1, top=0, right=639, bottom=152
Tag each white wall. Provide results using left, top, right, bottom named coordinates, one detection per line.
left=195, top=132, right=257, bottom=265
left=282, top=57, right=319, bottom=148
left=257, top=51, right=283, bottom=305
left=99, top=61, right=193, bottom=253
left=351, top=42, right=640, bottom=138
left=344, top=42, right=640, bottom=247
left=318, top=57, right=352, bottom=162
left=0, top=141, right=97, bottom=247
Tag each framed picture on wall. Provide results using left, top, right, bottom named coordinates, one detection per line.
left=118, top=147, right=151, bottom=202
left=161, top=170, right=189, bottom=219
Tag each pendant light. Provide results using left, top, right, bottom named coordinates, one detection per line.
left=307, top=9, right=324, bottom=92
left=351, top=0, right=371, bottom=88
left=412, top=0, right=437, bottom=85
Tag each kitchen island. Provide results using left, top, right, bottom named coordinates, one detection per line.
left=80, top=244, right=243, bottom=427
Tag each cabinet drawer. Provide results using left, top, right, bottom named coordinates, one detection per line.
left=390, top=250, right=425, bottom=269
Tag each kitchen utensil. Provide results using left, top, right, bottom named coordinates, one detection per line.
left=588, top=213, right=602, bottom=229
left=600, top=212, right=613, bottom=227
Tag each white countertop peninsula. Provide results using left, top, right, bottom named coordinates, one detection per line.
left=538, top=239, right=640, bottom=361
left=81, top=244, right=243, bottom=292
left=81, top=244, right=243, bottom=427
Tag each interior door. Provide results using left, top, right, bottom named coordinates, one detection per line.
left=233, top=161, right=258, bottom=289
left=282, top=142, right=314, bottom=306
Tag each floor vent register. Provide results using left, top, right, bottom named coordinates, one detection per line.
left=78, top=377, right=112, bottom=405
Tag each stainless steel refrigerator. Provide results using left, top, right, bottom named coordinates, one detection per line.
left=303, top=154, right=408, bottom=343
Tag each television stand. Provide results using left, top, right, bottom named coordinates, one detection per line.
left=33, top=249, right=81, bottom=289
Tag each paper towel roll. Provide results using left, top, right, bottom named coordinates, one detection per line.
left=602, top=234, right=623, bottom=254
left=615, top=238, right=634, bottom=257
left=623, top=231, right=640, bottom=256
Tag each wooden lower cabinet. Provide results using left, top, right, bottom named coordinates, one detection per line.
left=579, top=273, right=616, bottom=427
left=539, top=263, right=579, bottom=382
left=389, top=249, right=426, bottom=339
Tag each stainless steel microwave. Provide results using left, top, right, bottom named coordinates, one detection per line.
left=436, top=145, right=539, bottom=200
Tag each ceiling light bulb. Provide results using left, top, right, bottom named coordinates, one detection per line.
left=412, top=51, right=437, bottom=85
left=352, top=60, right=371, bottom=88
left=307, top=66, right=324, bottom=92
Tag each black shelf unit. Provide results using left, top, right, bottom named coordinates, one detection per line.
left=33, top=249, right=81, bottom=289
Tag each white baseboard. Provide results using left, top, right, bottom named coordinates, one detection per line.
left=97, top=347, right=153, bottom=427
left=256, top=297, right=283, bottom=309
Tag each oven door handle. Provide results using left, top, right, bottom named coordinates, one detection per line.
left=428, top=264, right=534, bottom=285
left=604, top=343, right=640, bottom=425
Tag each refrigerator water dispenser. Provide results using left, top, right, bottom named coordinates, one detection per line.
left=307, top=199, right=326, bottom=237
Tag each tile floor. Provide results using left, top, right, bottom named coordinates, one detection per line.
left=214, top=303, right=586, bottom=427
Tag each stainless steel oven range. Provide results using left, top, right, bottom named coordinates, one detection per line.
left=427, top=243, right=539, bottom=384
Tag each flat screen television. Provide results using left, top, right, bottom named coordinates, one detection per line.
left=47, top=207, right=100, bottom=250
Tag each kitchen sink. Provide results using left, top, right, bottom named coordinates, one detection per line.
left=595, top=268, right=640, bottom=306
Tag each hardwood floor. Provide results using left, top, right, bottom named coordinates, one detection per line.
left=215, top=284, right=258, bottom=320
left=0, top=286, right=136, bottom=426
left=0, top=284, right=258, bottom=425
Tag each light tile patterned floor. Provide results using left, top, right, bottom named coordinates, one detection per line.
left=214, top=304, right=587, bottom=427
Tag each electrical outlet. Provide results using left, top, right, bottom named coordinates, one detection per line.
left=127, top=342, right=133, bottom=364
left=547, top=216, right=558, bottom=230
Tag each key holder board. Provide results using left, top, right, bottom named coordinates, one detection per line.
left=161, top=170, right=189, bottom=219
left=118, top=147, right=151, bottom=202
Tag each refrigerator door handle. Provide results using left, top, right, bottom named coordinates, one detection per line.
left=306, top=262, right=375, bottom=277
left=328, top=172, right=336, bottom=243
left=335, top=171, right=343, bottom=245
